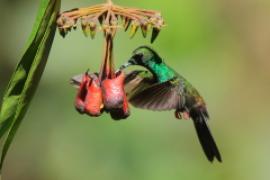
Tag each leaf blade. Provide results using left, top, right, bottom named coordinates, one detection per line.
left=0, top=0, right=61, bottom=171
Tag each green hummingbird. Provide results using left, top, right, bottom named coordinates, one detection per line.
left=119, top=46, right=222, bottom=162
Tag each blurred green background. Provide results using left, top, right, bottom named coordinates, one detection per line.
left=1, top=0, right=270, bottom=179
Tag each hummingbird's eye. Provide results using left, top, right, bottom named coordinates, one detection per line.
left=133, top=53, right=144, bottom=64
left=133, top=53, right=143, bottom=60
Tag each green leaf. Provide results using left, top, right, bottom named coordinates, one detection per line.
left=0, top=0, right=61, bottom=172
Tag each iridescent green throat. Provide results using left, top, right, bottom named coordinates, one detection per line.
left=145, top=60, right=176, bottom=83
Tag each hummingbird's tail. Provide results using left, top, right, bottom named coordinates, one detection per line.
left=189, top=108, right=222, bottom=162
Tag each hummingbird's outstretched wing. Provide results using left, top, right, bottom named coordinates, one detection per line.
left=126, top=75, right=182, bottom=111
left=124, top=70, right=155, bottom=98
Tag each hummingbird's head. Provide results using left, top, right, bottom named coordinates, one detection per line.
left=119, top=46, right=162, bottom=70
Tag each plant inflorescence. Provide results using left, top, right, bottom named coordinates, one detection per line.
left=56, top=0, right=165, bottom=42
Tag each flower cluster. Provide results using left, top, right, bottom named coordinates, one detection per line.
left=75, top=70, right=129, bottom=120
left=56, top=1, right=165, bottom=42
left=57, top=1, right=164, bottom=120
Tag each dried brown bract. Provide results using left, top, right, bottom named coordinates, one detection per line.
left=57, top=0, right=165, bottom=43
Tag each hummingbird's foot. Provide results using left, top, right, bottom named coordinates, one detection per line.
left=182, top=112, right=190, bottom=120
left=174, top=110, right=190, bottom=120
left=175, top=110, right=182, bottom=119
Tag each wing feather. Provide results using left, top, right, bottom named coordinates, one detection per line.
left=124, top=70, right=155, bottom=98
left=129, top=80, right=181, bottom=111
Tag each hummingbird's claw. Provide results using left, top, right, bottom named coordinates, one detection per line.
left=174, top=110, right=190, bottom=120
left=175, top=110, right=182, bottom=119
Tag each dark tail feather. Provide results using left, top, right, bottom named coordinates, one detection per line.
left=190, top=109, right=222, bottom=162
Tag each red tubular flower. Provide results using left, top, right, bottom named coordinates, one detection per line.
left=75, top=73, right=91, bottom=114
left=84, top=74, right=103, bottom=116
left=101, top=71, right=125, bottom=109
left=75, top=72, right=103, bottom=116
left=102, top=71, right=130, bottom=120
left=109, top=89, right=130, bottom=120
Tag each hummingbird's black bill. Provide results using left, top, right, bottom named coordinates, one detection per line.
left=118, top=58, right=136, bottom=71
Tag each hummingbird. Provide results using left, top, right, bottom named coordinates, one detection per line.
left=119, top=46, right=222, bottom=162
